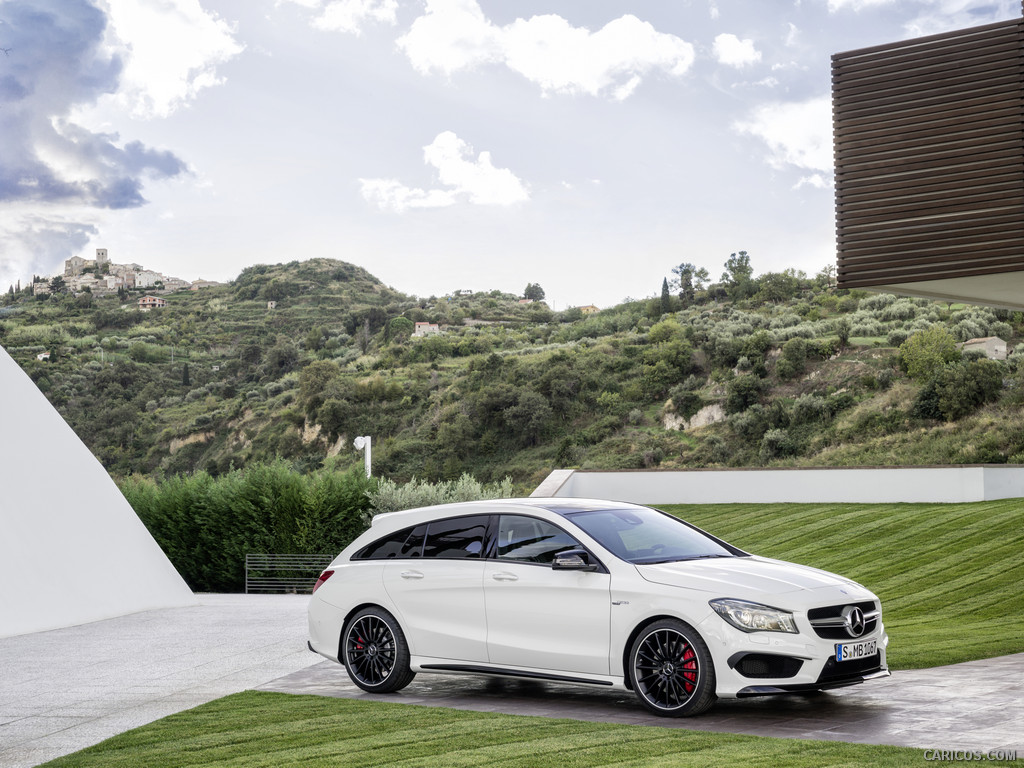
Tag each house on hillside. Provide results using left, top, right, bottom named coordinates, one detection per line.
left=579, top=305, right=600, bottom=315
left=138, top=295, right=166, bottom=311
left=135, top=270, right=162, bottom=288
left=962, top=336, right=1007, bottom=360
left=413, top=322, right=441, bottom=337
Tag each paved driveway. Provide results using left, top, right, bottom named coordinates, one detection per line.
left=258, top=653, right=1024, bottom=753
left=0, top=594, right=319, bottom=768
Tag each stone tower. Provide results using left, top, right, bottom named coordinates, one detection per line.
left=95, top=248, right=109, bottom=265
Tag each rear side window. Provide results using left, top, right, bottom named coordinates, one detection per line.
left=422, top=516, right=489, bottom=559
left=355, top=524, right=426, bottom=560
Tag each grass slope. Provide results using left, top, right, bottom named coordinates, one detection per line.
left=661, top=501, right=1024, bottom=669
left=40, top=692, right=923, bottom=768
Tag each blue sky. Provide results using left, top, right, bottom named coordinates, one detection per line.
left=0, top=0, right=1018, bottom=308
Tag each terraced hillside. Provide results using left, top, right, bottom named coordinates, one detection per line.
left=4, top=257, right=1024, bottom=485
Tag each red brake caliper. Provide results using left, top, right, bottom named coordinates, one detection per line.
left=681, top=647, right=696, bottom=692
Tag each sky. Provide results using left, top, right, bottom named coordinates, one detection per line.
left=1, top=0, right=1020, bottom=309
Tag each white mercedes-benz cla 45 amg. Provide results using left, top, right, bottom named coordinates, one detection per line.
left=307, top=498, right=889, bottom=716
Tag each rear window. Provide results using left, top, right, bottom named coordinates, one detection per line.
left=354, top=524, right=426, bottom=560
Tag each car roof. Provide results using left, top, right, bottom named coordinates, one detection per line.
left=367, top=497, right=646, bottom=530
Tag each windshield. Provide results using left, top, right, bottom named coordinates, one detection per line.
left=566, top=507, right=739, bottom=565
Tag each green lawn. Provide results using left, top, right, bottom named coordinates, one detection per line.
left=660, top=500, right=1024, bottom=669
left=40, top=691, right=924, bottom=768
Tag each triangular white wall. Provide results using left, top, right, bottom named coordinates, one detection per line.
left=0, top=345, right=195, bottom=638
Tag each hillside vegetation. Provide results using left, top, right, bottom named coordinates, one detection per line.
left=4, top=256, right=1024, bottom=488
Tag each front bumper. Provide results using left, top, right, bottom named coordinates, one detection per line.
left=736, top=668, right=890, bottom=697
left=699, top=612, right=889, bottom=698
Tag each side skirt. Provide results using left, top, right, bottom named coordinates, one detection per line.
left=418, top=663, right=616, bottom=687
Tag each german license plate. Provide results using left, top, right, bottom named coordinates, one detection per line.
left=835, top=639, right=877, bottom=662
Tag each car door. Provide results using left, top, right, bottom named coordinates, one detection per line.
left=483, top=514, right=611, bottom=675
left=382, top=515, right=489, bottom=663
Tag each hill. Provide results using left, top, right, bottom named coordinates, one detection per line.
left=3, top=257, right=1024, bottom=489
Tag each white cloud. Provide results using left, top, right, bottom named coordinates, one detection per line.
left=101, top=0, right=244, bottom=119
left=733, top=95, right=833, bottom=174
left=277, top=0, right=397, bottom=32
left=397, top=0, right=695, bottom=100
left=825, top=0, right=1013, bottom=21
left=709, top=2, right=720, bottom=19
left=713, top=33, right=762, bottom=68
left=795, top=173, right=831, bottom=189
left=785, top=22, right=800, bottom=47
left=396, top=0, right=502, bottom=75
left=313, top=0, right=398, bottom=33
left=359, top=179, right=456, bottom=211
left=902, top=0, right=1019, bottom=37
left=361, top=131, right=528, bottom=212
left=825, top=0, right=895, bottom=11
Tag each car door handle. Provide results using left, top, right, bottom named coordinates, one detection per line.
left=400, top=570, right=424, bottom=580
left=491, top=572, right=518, bottom=582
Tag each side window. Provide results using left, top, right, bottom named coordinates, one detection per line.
left=355, top=524, right=426, bottom=560
left=422, top=516, right=489, bottom=559
left=496, top=515, right=581, bottom=565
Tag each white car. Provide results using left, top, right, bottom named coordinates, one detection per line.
left=307, top=498, right=889, bottom=716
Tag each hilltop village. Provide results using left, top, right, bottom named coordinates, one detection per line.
left=30, top=249, right=221, bottom=299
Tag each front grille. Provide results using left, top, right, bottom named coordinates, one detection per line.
left=807, top=600, right=878, bottom=639
left=817, top=652, right=882, bottom=683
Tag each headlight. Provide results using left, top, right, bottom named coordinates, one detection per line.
left=709, top=598, right=798, bottom=634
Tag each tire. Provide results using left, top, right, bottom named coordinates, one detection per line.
left=342, top=607, right=416, bottom=693
left=628, top=618, right=717, bottom=717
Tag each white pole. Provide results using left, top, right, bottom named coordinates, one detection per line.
left=353, top=436, right=372, bottom=478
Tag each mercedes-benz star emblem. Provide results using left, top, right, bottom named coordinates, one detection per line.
left=841, top=606, right=866, bottom=638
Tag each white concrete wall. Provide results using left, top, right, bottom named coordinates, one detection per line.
left=0, top=346, right=195, bottom=638
left=531, top=466, right=1024, bottom=504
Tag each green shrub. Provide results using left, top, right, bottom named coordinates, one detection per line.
left=899, top=326, right=960, bottom=381
left=121, top=462, right=375, bottom=591
left=912, top=360, right=1004, bottom=422
left=367, top=473, right=514, bottom=516
left=759, top=428, right=795, bottom=461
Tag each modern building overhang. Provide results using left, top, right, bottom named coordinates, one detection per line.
left=833, top=15, right=1024, bottom=309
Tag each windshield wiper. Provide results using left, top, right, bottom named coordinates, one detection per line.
left=642, top=554, right=733, bottom=564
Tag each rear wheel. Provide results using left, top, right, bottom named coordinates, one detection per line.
left=629, top=619, right=716, bottom=717
left=342, top=607, right=415, bottom=693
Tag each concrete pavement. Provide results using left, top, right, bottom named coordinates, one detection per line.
left=0, top=594, right=319, bottom=768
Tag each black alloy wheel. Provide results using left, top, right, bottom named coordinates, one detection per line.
left=342, top=607, right=415, bottom=693
left=629, top=618, right=716, bottom=717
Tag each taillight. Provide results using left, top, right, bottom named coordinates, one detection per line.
left=312, top=570, right=334, bottom=594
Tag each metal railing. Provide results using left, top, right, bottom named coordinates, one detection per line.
left=244, top=554, right=335, bottom=594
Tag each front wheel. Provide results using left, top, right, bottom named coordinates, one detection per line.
left=629, top=619, right=716, bottom=717
left=342, top=607, right=415, bottom=693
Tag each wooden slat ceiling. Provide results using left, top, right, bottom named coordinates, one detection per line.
left=833, top=18, right=1024, bottom=291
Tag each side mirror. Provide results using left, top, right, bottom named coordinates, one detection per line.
left=552, top=549, right=598, bottom=572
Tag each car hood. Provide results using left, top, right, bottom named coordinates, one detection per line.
left=636, top=555, right=872, bottom=600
